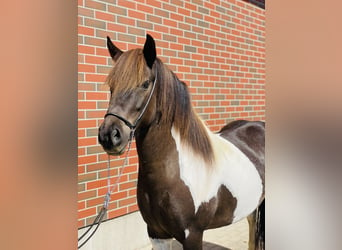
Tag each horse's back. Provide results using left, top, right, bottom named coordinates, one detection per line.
left=218, top=120, right=265, bottom=190
left=219, top=120, right=265, bottom=153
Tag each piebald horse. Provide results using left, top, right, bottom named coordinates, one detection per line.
left=98, top=34, right=265, bottom=250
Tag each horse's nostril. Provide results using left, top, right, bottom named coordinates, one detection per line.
left=111, top=128, right=121, bottom=145
left=112, top=128, right=118, bottom=137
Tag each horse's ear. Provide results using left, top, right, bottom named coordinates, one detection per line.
left=107, top=36, right=123, bottom=61
left=143, top=34, right=156, bottom=69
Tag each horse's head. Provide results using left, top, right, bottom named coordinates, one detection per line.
left=98, top=34, right=157, bottom=155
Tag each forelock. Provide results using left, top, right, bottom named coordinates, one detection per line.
left=106, top=49, right=149, bottom=94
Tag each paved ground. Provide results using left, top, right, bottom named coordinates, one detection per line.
left=140, top=219, right=249, bottom=250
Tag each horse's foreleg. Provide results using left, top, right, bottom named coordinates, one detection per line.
left=147, top=226, right=172, bottom=250
left=181, top=229, right=203, bottom=250
left=149, top=238, right=172, bottom=250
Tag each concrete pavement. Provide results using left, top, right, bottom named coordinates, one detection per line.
left=140, top=219, right=249, bottom=250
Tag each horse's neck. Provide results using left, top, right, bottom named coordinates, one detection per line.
left=135, top=122, right=180, bottom=177
left=135, top=116, right=214, bottom=177
left=136, top=69, right=214, bottom=168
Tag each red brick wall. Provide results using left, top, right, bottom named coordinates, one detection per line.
left=78, top=0, right=265, bottom=228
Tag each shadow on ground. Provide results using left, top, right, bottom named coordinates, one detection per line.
left=170, top=239, right=231, bottom=250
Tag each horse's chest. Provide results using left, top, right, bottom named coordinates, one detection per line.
left=172, top=129, right=263, bottom=223
left=137, top=179, right=195, bottom=234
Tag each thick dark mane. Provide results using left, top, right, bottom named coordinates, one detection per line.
left=152, top=58, right=214, bottom=164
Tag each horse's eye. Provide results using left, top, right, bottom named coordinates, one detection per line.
left=142, top=80, right=150, bottom=89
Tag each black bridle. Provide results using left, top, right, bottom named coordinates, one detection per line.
left=104, top=74, right=157, bottom=132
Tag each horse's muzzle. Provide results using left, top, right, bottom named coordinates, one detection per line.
left=98, top=123, right=125, bottom=155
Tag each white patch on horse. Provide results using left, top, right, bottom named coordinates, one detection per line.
left=150, top=238, right=172, bottom=250
left=184, top=229, right=190, bottom=238
left=171, top=126, right=263, bottom=223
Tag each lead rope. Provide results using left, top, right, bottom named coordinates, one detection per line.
left=78, top=129, right=135, bottom=249
left=107, top=129, right=135, bottom=200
